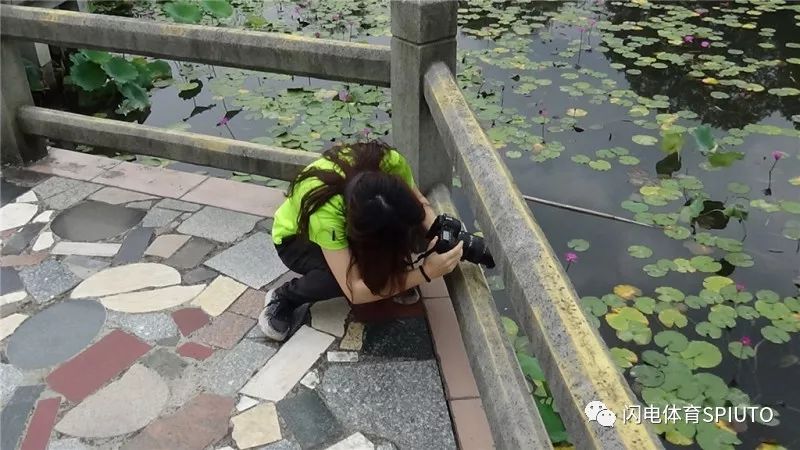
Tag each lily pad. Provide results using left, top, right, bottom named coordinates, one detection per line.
left=632, top=134, right=658, bottom=146
left=567, top=238, right=590, bottom=252
left=628, top=245, right=653, bottom=259
left=680, top=341, right=722, bottom=369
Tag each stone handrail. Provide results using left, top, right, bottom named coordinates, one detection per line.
left=0, top=4, right=390, bottom=87
left=424, top=61, right=663, bottom=450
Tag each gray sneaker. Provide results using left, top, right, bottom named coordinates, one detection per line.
left=258, top=289, right=291, bottom=342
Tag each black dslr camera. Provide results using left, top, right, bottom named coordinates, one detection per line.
left=426, top=214, right=495, bottom=268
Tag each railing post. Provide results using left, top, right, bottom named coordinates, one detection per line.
left=390, top=0, right=457, bottom=192
left=1, top=39, right=46, bottom=164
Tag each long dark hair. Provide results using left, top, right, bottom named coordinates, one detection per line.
left=289, top=141, right=426, bottom=296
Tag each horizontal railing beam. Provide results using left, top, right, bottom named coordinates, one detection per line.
left=0, top=4, right=390, bottom=87
left=423, top=62, right=663, bottom=450
left=17, top=106, right=316, bottom=181
left=427, top=184, right=552, bottom=450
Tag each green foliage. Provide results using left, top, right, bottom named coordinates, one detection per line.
left=68, top=49, right=172, bottom=115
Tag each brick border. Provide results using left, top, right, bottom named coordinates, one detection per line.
left=422, top=278, right=495, bottom=449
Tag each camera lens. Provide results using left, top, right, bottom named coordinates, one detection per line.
left=459, top=232, right=496, bottom=269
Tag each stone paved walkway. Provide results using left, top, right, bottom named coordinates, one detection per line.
left=0, top=149, right=494, bottom=450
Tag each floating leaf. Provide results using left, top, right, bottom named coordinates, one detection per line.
left=761, top=325, right=790, bottom=344
left=610, top=347, right=638, bottom=369
left=606, top=306, right=648, bottom=331
left=101, top=57, right=139, bottom=83
left=622, top=200, right=649, bottom=213
left=780, top=200, right=800, bottom=214
left=680, top=341, right=723, bottom=369
left=789, top=176, right=800, bottom=186
left=725, top=252, right=754, bottom=268
left=566, top=107, right=587, bottom=117
left=696, top=322, right=722, bottom=339
left=659, top=308, right=688, bottom=328
left=708, top=151, right=744, bottom=167
left=571, top=154, right=591, bottom=164
left=116, top=82, right=149, bottom=111
left=588, top=160, right=611, bottom=171
left=202, top=0, right=233, bottom=18
left=80, top=49, right=111, bottom=64
left=727, top=182, right=750, bottom=194
left=654, top=330, right=688, bottom=352
left=164, top=1, right=203, bottom=23
left=614, top=284, right=641, bottom=301
left=567, top=239, right=590, bottom=252
left=693, top=125, right=716, bottom=152
left=632, top=134, right=658, bottom=146
left=690, top=256, right=722, bottom=273
left=628, top=245, right=653, bottom=259
left=703, top=276, right=733, bottom=293
left=660, top=131, right=684, bottom=154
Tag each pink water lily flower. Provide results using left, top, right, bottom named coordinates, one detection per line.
left=216, top=116, right=229, bottom=126
left=683, top=35, right=695, bottom=44
left=772, top=150, right=787, bottom=161
left=740, top=336, right=752, bottom=346
left=700, top=41, right=710, bottom=48
left=735, top=283, right=746, bottom=292
left=565, top=252, right=578, bottom=263
left=338, top=89, right=351, bottom=102
left=314, top=31, right=321, bottom=38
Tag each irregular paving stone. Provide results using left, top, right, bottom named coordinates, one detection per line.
left=46, top=330, right=152, bottom=403
left=2, top=222, right=45, bottom=255
left=142, top=208, right=182, bottom=228
left=50, top=201, right=145, bottom=242
left=375, top=443, right=397, bottom=450
left=326, top=351, right=358, bottom=363
left=101, top=284, right=205, bottom=313
left=142, top=348, right=187, bottom=379
left=0, top=252, right=48, bottom=268
left=72, top=263, right=180, bottom=298
left=172, top=307, right=211, bottom=336
left=15, top=190, right=38, bottom=203
left=0, top=291, right=28, bottom=313
left=0, top=313, right=28, bottom=341
left=204, top=233, right=286, bottom=289
left=107, top=311, right=178, bottom=342
left=229, top=289, right=265, bottom=319
left=93, top=160, right=206, bottom=199
left=339, top=322, right=364, bottom=351
left=236, top=396, right=259, bottom=412
left=258, top=440, right=301, bottom=450
left=201, top=339, right=276, bottom=396
left=32, top=210, right=54, bottom=223
left=164, top=237, right=215, bottom=269
left=193, top=311, right=255, bottom=349
left=18, top=397, right=61, bottom=449
left=0, top=202, right=38, bottom=231
left=255, top=217, right=274, bottom=233
left=144, top=234, right=191, bottom=258
left=192, top=276, right=247, bottom=317
left=322, top=361, right=456, bottom=450
left=177, top=207, right=259, bottom=244
left=32, top=177, right=84, bottom=200
left=32, top=231, right=55, bottom=252
left=181, top=177, right=283, bottom=217
left=362, top=317, right=434, bottom=360
left=177, top=342, right=215, bottom=361
left=325, top=433, right=375, bottom=450
left=231, top=402, right=282, bottom=449
left=89, top=187, right=156, bottom=205
left=56, top=364, right=168, bottom=438
left=122, top=393, right=234, bottom=450
left=241, top=326, right=334, bottom=401
left=277, top=389, right=342, bottom=449
left=42, top=182, right=103, bottom=210
left=157, top=335, right=180, bottom=346
left=27, top=148, right=119, bottom=181
left=6, top=299, right=105, bottom=370
left=1, top=266, right=24, bottom=294
left=299, top=370, right=321, bottom=391
left=350, top=300, right=425, bottom=323
left=182, top=266, right=218, bottom=284
left=1, top=385, right=45, bottom=450
left=51, top=241, right=121, bottom=258
left=19, top=260, right=82, bottom=303
left=155, top=199, right=202, bottom=212
left=62, top=255, right=109, bottom=279
left=126, top=200, right=153, bottom=210
left=113, top=227, right=155, bottom=265
left=48, top=438, right=90, bottom=450
left=0, top=363, right=23, bottom=406
left=310, top=298, right=350, bottom=337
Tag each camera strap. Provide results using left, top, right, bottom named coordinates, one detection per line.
left=409, top=248, right=436, bottom=267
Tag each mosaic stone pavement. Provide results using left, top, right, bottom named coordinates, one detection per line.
left=0, top=167, right=457, bottom=450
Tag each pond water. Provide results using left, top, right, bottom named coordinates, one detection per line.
left=40, top=1, right=799, bottom=449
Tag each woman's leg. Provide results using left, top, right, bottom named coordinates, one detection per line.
left=273, top=236, right=344, bottom=309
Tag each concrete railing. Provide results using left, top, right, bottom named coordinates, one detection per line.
left=0, top=1, right=664, bottom=449
left=423, top=61, right=663, bottom=450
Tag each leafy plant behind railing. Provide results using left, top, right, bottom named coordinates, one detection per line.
left=502, top=316, right=571, bottom=446
left=67, top=50, right=172, bottom=115
left=162, top=0, right=234, bottom=24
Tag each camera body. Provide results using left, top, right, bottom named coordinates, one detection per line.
left=426, top=214, right=495, bottom=268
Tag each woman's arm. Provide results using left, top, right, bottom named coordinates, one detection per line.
left=322, top=240, right=463, bottom=304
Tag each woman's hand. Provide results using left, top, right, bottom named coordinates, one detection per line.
left=422, top=238, right=464, bottom=279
